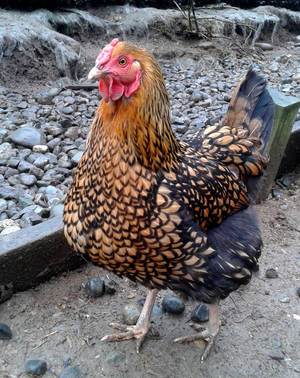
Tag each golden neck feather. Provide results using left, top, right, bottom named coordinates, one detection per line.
left=90, top=55, right=182, bottom=172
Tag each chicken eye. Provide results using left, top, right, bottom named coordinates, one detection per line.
left=119, top=57, right=128, bottom=66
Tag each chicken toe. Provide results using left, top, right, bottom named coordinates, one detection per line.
left=101, top=289, right=158, bottom=353
left=174, top=303, right=220, bottom=362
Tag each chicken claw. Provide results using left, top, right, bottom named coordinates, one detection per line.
left=174, top=303, right=220, bottom=362
left=101, top=289, right=158, bottom=353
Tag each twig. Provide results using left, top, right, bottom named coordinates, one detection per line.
left=234, top=313, right=252, bottom=323
left=32, top=339, right=48, bottom=351
left=173, top=1, right=188, bottom=20
left=31, top=330, right=58, bottom=351
left=64, top=83, right=98, bottom=91
left=191, top=0, right=200, bottom=34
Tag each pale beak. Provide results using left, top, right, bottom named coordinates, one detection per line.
left=88, top=66, right=112, bottom=81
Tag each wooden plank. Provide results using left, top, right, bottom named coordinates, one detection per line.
left=0, top=216, right=84, bottom=303
left=256, top=89, right=300, bottom=202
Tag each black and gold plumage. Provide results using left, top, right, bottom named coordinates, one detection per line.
left=63, top=40, right=274, bottom=359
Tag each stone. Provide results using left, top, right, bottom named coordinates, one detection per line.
left=19, top=173, right=37, bottom=186
left=272, top=188, right=285, bottom=198
left=297, top=287, right=300, bottom=297
left=47, top=137, right=61, bottom=151
left=50, top=204, right=64, bottom=218
left=104, top=278, right=117, bottom=294
left=105, top=351, right=126, bottom=366
left=191, top=89, right=204, bottom=102
left=292, top=73, right=300, bottom=81
left=265, top=268, right=278, bottom=278
left=65, top=127, right=78, bottom=140
left=0, top=225, right=21, bottom=235
left=59, top=366, right=80, bottom=378
left=255, top=42, right=273, bottom=51
left=0, top=199, right=7, bottom=213
left=162, top=297, right=185, bottom=314
left=85, top=278, right=104, bottom=297
left=0, top=187, right=18, bottom=200
left=122, top=304, right=140, bottom=325
left=18, top=195, right=34, bottom=209
left=64, top=96, right=75, bottom=105
left=29, top=166, right=44, bottom=179
left=0, top=323, right=12, bottom=339
left=9, top=127, right=45, bottom=148
left=5, top=167, right=19, bottom=178
left=37, top=92, right=56, bottom=105
left=269, top=63, right=279, bottom=73
left=45, top=186, right=64, bottom=202
left=71, top=151, right=83, bottom=165
left=199, top=41, right=215, bottom=50
left=33, top=145, right=49, bottom=153
left=7, top=157, right=20, bottom=168
left=44, top=124, right=63, bottom=136
left=34, top=156, right=49, bottom=169
left=18, top=161, right=35, bottom=173
left=25, top=360, right=47, bottom=376
left=278, top=297, right=290, bottom=303
left=268, top=350, right=284, bottom=361
left=191, top=303, right=209, bottom=322
left=62, top=106, right=74, bottom=115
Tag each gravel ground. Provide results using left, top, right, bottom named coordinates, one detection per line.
left=0, top=10, right=300, bottom=378
left=0, top=35, right=300, bottom=235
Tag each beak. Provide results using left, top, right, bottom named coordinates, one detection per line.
left=88, top=66, right=112, bottom=81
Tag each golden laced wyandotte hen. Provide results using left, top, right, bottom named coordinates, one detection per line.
left=63, top=38, right=274, bottom=361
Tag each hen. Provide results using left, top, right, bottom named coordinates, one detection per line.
left=63, top=38, right=274, bottom=360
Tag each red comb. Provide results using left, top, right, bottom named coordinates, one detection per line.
left=96, top=38, right=119, bottom=67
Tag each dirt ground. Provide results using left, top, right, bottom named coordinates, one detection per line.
left=1, top=7, right=300, bottom=377
left=0, top=172, right=299, bottom=377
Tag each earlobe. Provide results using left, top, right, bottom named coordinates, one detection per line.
left=124, top=70, right=142, bottom=98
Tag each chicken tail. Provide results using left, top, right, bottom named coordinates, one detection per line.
left=201, top=69, right=274, bottom=199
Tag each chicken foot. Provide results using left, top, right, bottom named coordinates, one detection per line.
left=101, top=288, right=158, bottom=353
left=174, top=302, right=220, bottom=362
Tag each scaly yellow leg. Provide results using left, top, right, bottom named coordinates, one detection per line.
left=101, top=288, right=158, bottom=353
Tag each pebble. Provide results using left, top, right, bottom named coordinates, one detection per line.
left=265, top=268, right=278, bottom=279
left=268, top=350, right=284, bottom=361
left=104, top=278, right=117, bottom=294
left=255, top=42, right=273, bottom=51
left=44, top=186, right=64, bottom=202
left=71, top=151, right=84, bottom=165
left=34, top=155, right=49, bottom=168
left=122, top=304, right=141, bottom=325
left=33, top=145, right=49, bottom=153
left=199, top=41, right=215, bottom=50
left=191, top=303, right=209, bottom=322
left=105, top=351, right=126, bottom=365
left=50, top=203, right=64, bottom=217
left=0, top=323, right=12, bottom=339
left=25, top=360, right=47, bottom=376
left=59, top=366, right=80, bottom=378
left=0, top=224, right=21, bottom=235
left=85, top=277, right=104, bottom=297
left=138, top=298, right=163, bottom=317
left=18, top=160, right=34, bottom=172
left=297, top=287, right=300, bottom=297
left=19, top=173, right=37, bottom=186
left=9, top=127, right=45, bottom=148
left=280, top=176, right=291, bottom=188
left=278, top=297, right=290, bottom=303
left=0, top=198, right=7, bottom=213
left=162, top=296, right=185, bottom=314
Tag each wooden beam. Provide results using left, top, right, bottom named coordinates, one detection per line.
left=256, top=89, right=300, bottom=202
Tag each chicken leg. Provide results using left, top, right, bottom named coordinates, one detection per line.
left=174, top=302, right=220, bottom=362
left=101, top=288, right=158, bottom=353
